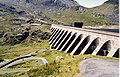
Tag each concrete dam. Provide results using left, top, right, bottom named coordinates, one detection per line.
left=49, top=24, right=119, bottom=58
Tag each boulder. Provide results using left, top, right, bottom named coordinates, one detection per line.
left=80, top=58, right=119, bottom=77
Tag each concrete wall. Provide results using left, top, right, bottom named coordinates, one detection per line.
left=49, top=24, right=119, bottom=58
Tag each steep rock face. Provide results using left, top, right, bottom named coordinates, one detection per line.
left=0, top=2, right=18, bottom=14
left=38, top=0, right=81, bottom=11
left=10, top=0, right=79, bottom=7
left=105, top=0, right=119, bottom=24
left=90, top=0, right=119, bottom=24
left=106, top=7, right=119, bottom=24
left=105, top=0, right=119, bottom=4
left=0, top=0, right=119, bottom=25
left=6, top=0, right=80, bottom=10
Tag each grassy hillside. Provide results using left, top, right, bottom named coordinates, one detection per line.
left=0, top=0, right=118, bottom=26
left=43, top=9, right=111, bottom=26
left=42, top=1, right=118, bottom=26
left=0, top=0, right=118, bottom=76
left=0, top=40, right=118, bottom=77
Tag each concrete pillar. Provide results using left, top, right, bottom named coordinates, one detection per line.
left=56, top=31, right=71, bottom=50
left=65, top=34, right=81, bottom=53
left=51, top=28, right=56, bottom=34
left=107, top=45, right=119, bottom=57
left=49, top=28, right=58, bottom=41
left=112, top=48, right=119, bottom=58
left=70, top=35, right=87, bottom=55
left=50, top=27, right=53, bottom=31
left=54, top=30, right=68, bottom=49
left=50, top=29, right=63, bottom=46
left=49, top=29, right=61, bottom=44
left=92, top=41, right=105, bottom=55
left=107, top=38, right=119, bottom=57
left=51, top=28, right=55, bottom=33
left=50, top=27, right=52, bottom=32
left=80, top=37, right=96, bottom=54
left=60, top=33, right=76, bottom=51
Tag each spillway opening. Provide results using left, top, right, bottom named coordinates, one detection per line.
left=113, top=48, right=119, bottom=58
left=74, top=36, right=90, bottom=55
left=62, top=33, right=77, bottom=51
left=84, top=38, right=100, bottom=54
left=57, top=32, right=72, bottom=50
left=97, top=40, right=111, bottom=56
left=67, top=34, right=83, bottom=53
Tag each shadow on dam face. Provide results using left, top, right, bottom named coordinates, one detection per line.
left=52, top=29, right=64, bottom=46
left=57, top=32, right=72, bottom=50
left=97, top=40, right=111, bottom=56
left=49, top=28, right=58, bottom=41
left=52, top=28, right=57, bottom=33
left=113, top=48, right=119, bottom=58
left=84, top=37, right=100, bottom=54
left=51, top=28, right=54, bottom=32
left=62, top=33, right=77, bottom=51
left=54, top=31, right=68, bottom=49
left=74, top=36, right=90, bottom=55
left=50, top=29, right=61, bottom=44
left=67, top=34, right=83, bottom=53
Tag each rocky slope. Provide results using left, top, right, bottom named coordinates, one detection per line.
left=0, top=0, right=119, bottom=24
left=105, top=0, right=119, bottom=24
left=91, top=0, right=119, bottom=24
left=80, top=58, right=119, bottom=77
left=0, top=0, right=81, bottom=12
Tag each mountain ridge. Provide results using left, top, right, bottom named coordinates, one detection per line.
left=0, top=0, right=119, bottom=25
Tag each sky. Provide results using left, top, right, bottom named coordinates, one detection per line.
left=74, top=0, right=108, bottom=8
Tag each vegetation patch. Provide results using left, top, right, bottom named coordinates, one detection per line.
left=0, top=41, right=118, bottom=77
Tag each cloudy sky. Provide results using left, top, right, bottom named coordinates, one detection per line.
left=74, top=0, right=108, bottom=8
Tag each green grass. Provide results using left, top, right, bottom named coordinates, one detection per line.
left=0, top=40, right=50, bottom=59
left=8, top=59, right=42, bottom=68
left=42, top=2, right=118, bottom=26
left=43, top=9, right=111, bottom=26
left=0, top=40, right=118, bottom=77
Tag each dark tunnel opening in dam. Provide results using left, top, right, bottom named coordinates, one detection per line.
left=97, top=40, right=111, bottom=56
left=74, top=36, right=90, bottom=55
left=57, top=32, right=72, bottom=50
left=67, top=34, right=83, bottom=53
left=113, top=48, right=119, bottom=58
left=84, top=38, right=100, bottom=54
left=54, top=31, right=68, bottom=49
left=62, top=33, right=77, bottom=51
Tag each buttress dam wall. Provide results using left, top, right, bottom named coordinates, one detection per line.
left=49, top=24, right=119, bottom=58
